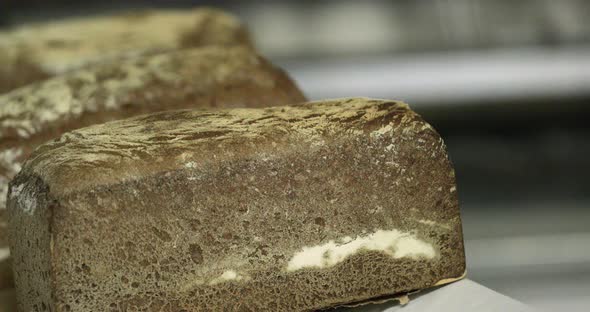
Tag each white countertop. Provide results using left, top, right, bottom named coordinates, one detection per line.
left=338, top=279, right=534, bottom=312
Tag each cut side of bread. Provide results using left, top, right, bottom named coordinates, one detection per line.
left=0, top=46, right=306, bottom=289
left=8, top=98, right=465, bottom=311
left=0, top=8, right=252, bottom=93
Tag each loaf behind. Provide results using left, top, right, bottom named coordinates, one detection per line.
left=0, top=8, right=252, bottom=93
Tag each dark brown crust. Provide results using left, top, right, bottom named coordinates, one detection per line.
left=9, top=98, right=465, bottom=311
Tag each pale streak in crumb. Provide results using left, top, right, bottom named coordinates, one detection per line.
left=180, top=269, right=244, bottom=291
left=418, top=219, right=437, bottom=226
left=286, top=229, right=436, bottom=272
left=209, top=270, right=241, bottom=285
left=184, top=161, right=197, bottom=169
left=418, top=219, right=451, bottom=230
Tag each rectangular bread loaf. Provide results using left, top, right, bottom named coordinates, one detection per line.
left=0, top=46, right=306, bottom=288
left=8, top=98, right=465, bottom=311
left=0, top=8, right=251, bottom=93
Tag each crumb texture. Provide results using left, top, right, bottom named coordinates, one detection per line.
left=9, top=98, right=465, bottom=311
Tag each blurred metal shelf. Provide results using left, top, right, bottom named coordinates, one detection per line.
left=462, top=199, right=590, bottom=311
left=281, top=45, right=590, bottom=106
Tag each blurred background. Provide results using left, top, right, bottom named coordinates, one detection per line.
left=2, top=0, right=590, bottom=310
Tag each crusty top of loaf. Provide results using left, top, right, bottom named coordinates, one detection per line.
left=0, top=45, right=305, bottom=213
left=19, top=98, right=424, bottom=197
left=0, top=8, right=250, bottom=75
left=0, top=46, right=288, bottom=142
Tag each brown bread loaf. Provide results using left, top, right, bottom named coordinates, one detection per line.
left=0, top=8, right=252, bottom=93
left=0, top=46, right=306, bottom=289
left=8, top=98, right=465, bottom=311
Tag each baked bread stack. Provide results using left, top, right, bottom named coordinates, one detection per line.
left=0, top=8, right=305, bottom=296
left=3, top=7, right=466, bottom=312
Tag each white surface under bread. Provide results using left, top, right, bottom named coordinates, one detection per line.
left=339, top=279, right=534, bottom=312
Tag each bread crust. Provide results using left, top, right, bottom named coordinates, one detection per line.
left=9, top=98, right=465, bottom=311
left=0, top=8, right=252, bottom=93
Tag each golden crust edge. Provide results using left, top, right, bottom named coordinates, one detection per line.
left=334, top=269, right=467, bottom=309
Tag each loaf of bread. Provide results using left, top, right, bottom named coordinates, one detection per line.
left=8, top=98, right=465, bottom=311
left=0, top=8, right=251, bottom=93
left=0, top=46, right=306, bottom=289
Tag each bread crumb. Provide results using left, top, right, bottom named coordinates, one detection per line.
left=209, top=270, right=242, bottom=285
left=286, top=229, right=436, bottom=271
